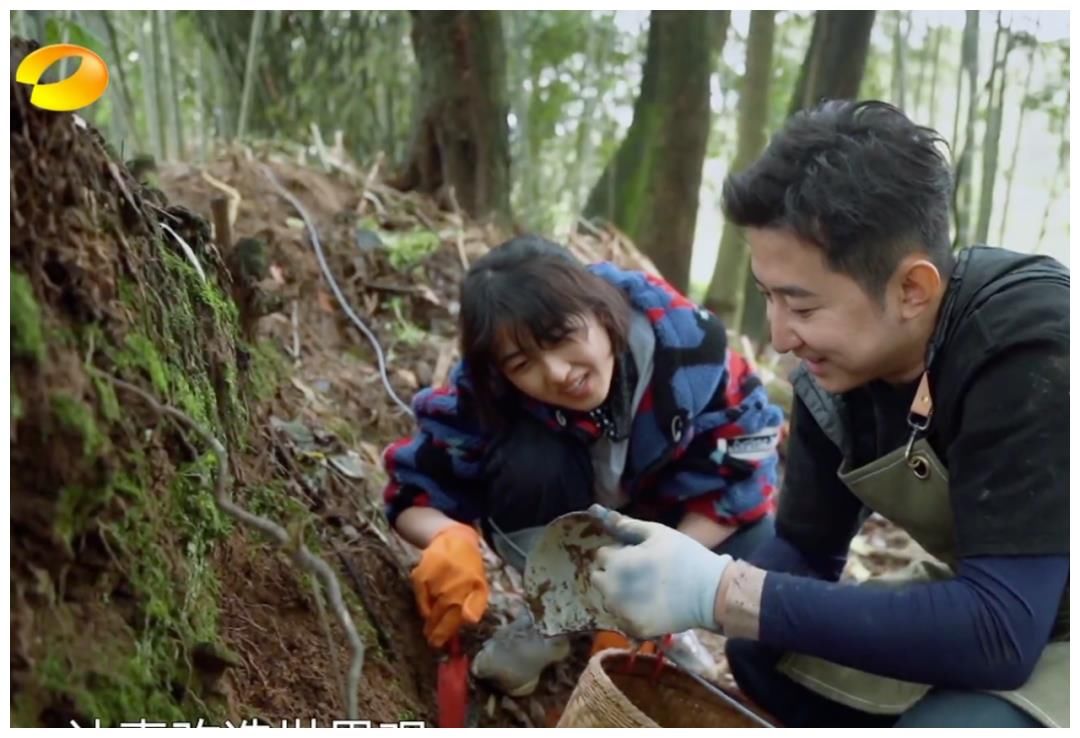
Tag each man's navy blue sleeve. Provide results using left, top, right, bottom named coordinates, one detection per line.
left=757, top=554, right=1068, bottom=690
left=748, top=532, right=849, bottom=582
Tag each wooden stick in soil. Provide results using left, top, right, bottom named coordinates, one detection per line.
left=211, top=196, right=233, bottom=252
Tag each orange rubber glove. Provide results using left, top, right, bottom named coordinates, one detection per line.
left=411, top=523, right=489, bottom=648
left=590, top=630, right=658, bottom=657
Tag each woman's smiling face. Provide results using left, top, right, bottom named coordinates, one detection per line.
left=493, top=311, right=615, bottom=412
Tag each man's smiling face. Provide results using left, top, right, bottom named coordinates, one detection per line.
left=748, top=227, right=920, bottom=394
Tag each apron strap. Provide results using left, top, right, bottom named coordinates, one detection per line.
left=910, top=372, right=933, bottom=421
left=905, top=372, right=934, bottom=460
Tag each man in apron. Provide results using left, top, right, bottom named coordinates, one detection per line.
left=586, top=99, right=1069, bottom=727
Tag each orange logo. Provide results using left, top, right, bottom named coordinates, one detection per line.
left=15, top=43, right=109, bottom=112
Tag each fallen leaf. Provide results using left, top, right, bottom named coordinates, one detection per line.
left=290, top=376, right=327, bottom=408
left=394, top=368, right=419, bottom=390
left=270, top=263, right=287, bottom=285
left=270, top=415, right=317, bottom=451
left=359, top=442, right=383, bottom=467
left=417, top=284, right=442, bottom=306
left=329, top=452, right=366, bottom=480
left=317, top=289, right=335, bottom=313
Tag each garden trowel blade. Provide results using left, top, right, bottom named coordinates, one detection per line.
left=522, top=511, right=628, bottom=638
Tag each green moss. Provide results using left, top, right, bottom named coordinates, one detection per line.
left=51, top=392, right=105, bottom=459
left=83, top=450, right=231, bottom=725
left=247, top=339, right=287, bottom=404
left=170, top=371, right=214, bottom=430
left=116, top=333, right=169, bottom=396
left=246, top=481, right=297, bottom=522
left=21, top=220, right=296, bottom=725
left=386, top=229, right=440, bottom=271
left=12, top=384, right=23, bottom=422
left=12, top=270, right=45, bottom=362
left=38, top=640, right=189, bottom=726
left=117, top=279, right=139, bottom=308
left=388, top=297, right=426, bottom=346
left=92, top=374, right=122, bottom=423
left=56, top=484, right=114, bottom=549
left=157, top=246, right=239, bottom=343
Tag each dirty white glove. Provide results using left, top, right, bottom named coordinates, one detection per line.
left=470, top=611, right=571, bottom=697
left=588, top=504, right=732, bottom=639
left=661, top=630, right=721, bottom=682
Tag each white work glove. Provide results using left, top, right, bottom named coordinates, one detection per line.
left=588, top=504, right=732, bottom=639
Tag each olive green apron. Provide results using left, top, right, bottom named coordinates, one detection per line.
left=776, top=373, right=1069, bottom=727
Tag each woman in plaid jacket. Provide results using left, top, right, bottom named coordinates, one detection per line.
left=382, top=234, right=784, bottom=694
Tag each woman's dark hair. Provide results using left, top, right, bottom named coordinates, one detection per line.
left=722, top=100, right=955, bottom=298
left=460, top=234, right=631, bottom=428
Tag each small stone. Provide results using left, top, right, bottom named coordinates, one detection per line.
left=355, top=228, right=385, bottom=252
left=328, top=452, right=365, bottom=480
left=270, top=415, right=316, bottom=450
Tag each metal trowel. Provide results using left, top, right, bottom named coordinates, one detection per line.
left=522, top=511, right=628, bottom=637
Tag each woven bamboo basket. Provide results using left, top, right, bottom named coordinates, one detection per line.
left=557, top=649, right=772, bottom=728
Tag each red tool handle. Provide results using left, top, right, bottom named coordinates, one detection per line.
left=437, top=635, right=469, bottom=728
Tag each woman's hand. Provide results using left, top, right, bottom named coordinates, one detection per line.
left=678, top=510, right=737, bottom=549
left=409, top=522, right=489, bottom=648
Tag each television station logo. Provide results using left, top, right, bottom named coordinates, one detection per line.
left=15, top=43, right=110, bottom=112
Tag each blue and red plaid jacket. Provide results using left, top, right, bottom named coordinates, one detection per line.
left=382, top=262, right=785, bottom=529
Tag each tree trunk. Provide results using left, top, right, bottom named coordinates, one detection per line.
left=137, top=13, right=164, bottom=160
left=997, top=38, right=1039, bottom=245
left=97, top=11, right=143, bottom=153
left=567, top=14, right=638, bottom=224
left=787, top=11, right=876, bottom=117
left=197, top=37, right=210, bottom=161
left=1034, top=98, right=1067, bottom=256
left=953, top=10, right=980, bottom=249
left=975, top=15, right=1011, bottom=245
left=148, top=11, right=170, bottom=159
left=504, top=12, right=537, bottom=228
left=741, top=10, right=876, bottom=346
left=926, top=27, right=944, bottom=126
left=705, top=10, right=776, bottom=326
left=951, top=28, right=965, bottom=147
left=237, top=10, right=265, bottom=141
left=395, top=11, right=512, bottom=228
left=582, top=11, right=713, bottom=293
left=163, top=11, right=186, bottom=159
left=890, top=11, right=908, bottom=109
left=912, top=24, right=932, bottom=117
left=29, top=10, right=46, bottom=43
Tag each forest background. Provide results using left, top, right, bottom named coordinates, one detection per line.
left=12, top=9, right=1071, bottom=344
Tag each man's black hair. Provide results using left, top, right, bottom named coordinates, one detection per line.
left=723, top=99, right=956, bottom=297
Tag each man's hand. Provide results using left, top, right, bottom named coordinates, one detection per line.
left=588, top=504, right=732, bottom=639
left=410, top=523, right=489, bottom=648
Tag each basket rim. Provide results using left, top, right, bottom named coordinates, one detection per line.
left=588, top=647, right=774, bottom=727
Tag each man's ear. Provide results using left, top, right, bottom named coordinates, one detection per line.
left=896, top=255, right=942, bottom=320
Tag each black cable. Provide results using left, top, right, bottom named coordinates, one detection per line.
left=259, top=163, right=414, bottom=419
